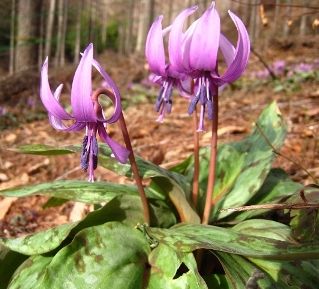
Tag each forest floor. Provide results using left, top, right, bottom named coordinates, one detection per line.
left=0, top=42, right=318, bottom=237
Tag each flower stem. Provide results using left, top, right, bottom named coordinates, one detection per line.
left=202, top=90, right=218, bottom=225
left=92, top=88, right=150, bottom=224
left=192, top=106, right=200, bottom=208
left=118, top=112, right=150, bottom=224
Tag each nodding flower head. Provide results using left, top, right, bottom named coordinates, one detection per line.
left=40, top=43, right=129, bottom=182
left=145, top=9, right=196, bottom=123
left=166, top=1, right=250, bottom=131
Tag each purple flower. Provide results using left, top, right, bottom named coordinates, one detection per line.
left=145, top=10, right=195, bottom=122
left=294, top=63, right=313, bottom=73
left=272, top=60, right=286, bottom=76
left=40, top=43, right=129, bottom=182
left=169, top=1, right=250, bottom=131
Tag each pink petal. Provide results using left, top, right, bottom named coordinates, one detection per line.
left=168, top=6, right=198, bottom=72
left=219, top=33, right=236, bottom=67
left=40, top=58, right=72, bottom=120
left=71, top=43, right=95, bottom=122
left=98, top=124, right=129, bottom=164
left=217, top=11, right=250, bottom=84
left=91, top=58, right=122, bottom=124
left=181, top=19, right=199, bottom=71
left=145, top=15, right=166, bottom=76
left=189, top=2, right=220, bottom=71
left=48, top=84, right=85, bottom=131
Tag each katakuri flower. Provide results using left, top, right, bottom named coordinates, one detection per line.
left=169, top=1, right=250, bottom=131
left=145, top=8, right=197, bottom=122
left=40, top=43, right=129, bottom=182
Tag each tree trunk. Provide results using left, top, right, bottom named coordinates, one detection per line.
left=124, top=0, right=135, bottom=54
left=44, top=0, right=56, bottom=59
left=283, top=0, right=292, bottom=37
left=249, top=0, right=258, bottom=44
left=54, top=0, right=64, bottom=66
left=9, top=0, right=16, bottom=75
left=272, top=0, right=281, bottom=37
left=89, top=0, right=96, bottom=44
left=135, top=0, right=155, bottom=53
left=60, top=0, right=68, bottom=65
left=74, top=0, right=83, bottom=64
left=15, top=0, right=39, bottom=72
left=38, top=0, right=45, bottom=68
left=100, top=0, right=107, bottom=47
left=299, top=0, right=308, bottom=36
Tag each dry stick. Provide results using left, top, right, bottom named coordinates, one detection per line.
left=251, top=47, right=277, bottom=80
left=202, top=91, right=219, bottom=225
left=255, top=123, right=318, bottom=184
left=220, top=202, right=319, bottom=213
left=92, top=88, right=150, bottom=224
left=192, top=106, right=200, bottom=208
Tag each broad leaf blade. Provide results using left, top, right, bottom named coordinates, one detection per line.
left=8, top=222, right=150, bottom=289
left=148, top=243, right=207, bottom=289
left=9, top=144, right=79, bottom=155
left=0, top=180, right=140, bottom=204
left=148, top=224, right=319, bottom=260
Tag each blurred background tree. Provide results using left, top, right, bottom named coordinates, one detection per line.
left=0, top=0, right=318, bottom=75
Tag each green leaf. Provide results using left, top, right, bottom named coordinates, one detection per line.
left=0, top=180, right=140, bottom=204
left=232, top=168, right=302, bottom=222
left=42, top=197, right=68, bottom=208
left=216, top=253, right=282, bottom=289
left=289, top=190, right=319, bottom=242
left=0, top=246, right=27, bottom=289
left=0, top=222, right=80, bottom=256
left=150, top=177, right=200, bottom=224
left=98, top=145, right=199, bottom=223
left=232, top=219, right=293, bottom=242
left=227, top=217, right=319, bottom=288
left=148, top=224, right=319, bottom=260
left=8, top=222, right=150, bottom=289
left=213, top=102, right=287, bottom=220
left=9, top=144, right=79, bottom=155
left=249, top=258, right=319, bottom=289
left=8, top=255, right=53, bottom=289
left=0, top=194, right=175, bottom=256
left=167, top=102, right=287, bottom=222
left=147, top=243, right=207, bottom=289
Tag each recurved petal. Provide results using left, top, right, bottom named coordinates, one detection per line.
left=145, top=15, right=166, bottom=76
left=168, top=6, right=198, bottom=72
left=218, top=11, right=250, bottom=84
left=48, top=84, right=85, bottom=131
left=71, top=43, right=95, bottom=122
left=40, top=59, right=72, bottom=120
left=92, top=58, right=122, bottom=124
left=98, top=124, right=129, bottom=164
left=219, top=33, right=236, bottom=67
left=189, top=2, right=220, bottom=71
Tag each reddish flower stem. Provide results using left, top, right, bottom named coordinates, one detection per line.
left=202, top=90, right=218, bottom=225
left=192, top=106, right=200, bottom=208
left=92, top=88, right=150, bottom=224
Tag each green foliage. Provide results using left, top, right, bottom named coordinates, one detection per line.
left=1, top=102, right=318, bottom=288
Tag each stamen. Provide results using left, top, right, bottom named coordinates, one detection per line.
left=155, top=86, right=165, bottom=112
left=197, top=104, right=205, bottom=132
left=80, top=135, right=89, bottom=171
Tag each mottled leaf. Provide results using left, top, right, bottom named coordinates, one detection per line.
left=148, top=224, right=319, bottom=260
left=9, top=144, right=79, bottom=155
left=232, top=219, right=293, bottom=242
left=0, top=246, right=27, bottom=289
left=232, top=168, right=302, bottom=222
left=0, top=180, right=140, bottom=204
left=147, top=243, right=207, bottom=289
left=8, top=222, right=150, bottom=289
